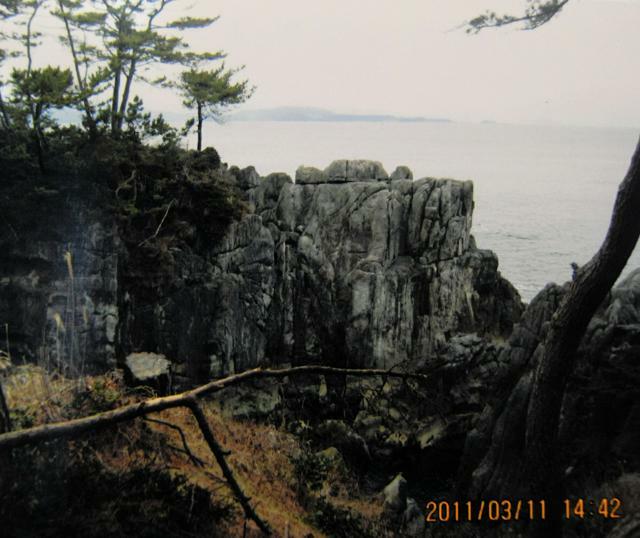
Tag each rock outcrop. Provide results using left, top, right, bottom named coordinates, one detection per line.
left=0, top=159, right=523, bottom=383
left=182, top=160, right=522, bottom=378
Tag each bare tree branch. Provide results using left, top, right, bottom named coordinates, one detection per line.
left=143, top=416, right=205, bottom=467
left=467, top=0, right=571, bottom=32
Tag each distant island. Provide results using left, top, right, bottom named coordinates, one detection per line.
left=230, top=106, right=453, bottom=123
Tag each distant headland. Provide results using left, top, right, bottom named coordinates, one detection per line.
left=230, top=106, right=453, bottom=123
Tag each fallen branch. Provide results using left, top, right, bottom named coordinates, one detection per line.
left=187, top=398, right=271, bottom=536
left=0, top=364, right=435, bottom=451
left=0, top=363, right=437, bottom=534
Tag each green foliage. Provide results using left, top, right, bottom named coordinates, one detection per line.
left=0, top=0, right=254, bottom=159
left=0, top=0, right=21, bottom=19
left=9, top=406, right=36, bottom=429
left=10, top=65, right=75, bottom=122
left=179, top=64, right=253, bottom=150
left=72, top=377, right=122, bottom=413
left=120, top=96, right=179, bottom=146
left=50, top=0, right=225, bottom=135
left=180, top=64, right=252, bottom=119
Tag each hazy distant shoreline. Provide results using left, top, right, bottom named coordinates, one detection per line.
left=229, top=106, right=453, bottom=123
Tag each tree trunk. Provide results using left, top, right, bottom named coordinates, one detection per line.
left=197, top=102, right=203, bottom=152
left=110, top=60, right=122, bottom=135
left=0, top=87, right=11, bottom=129
left=522, top=136, right=640, bottom=537
left=0, top=379, right=11, bottom=434
left=56, top=0, right=96, bottom=137
left=116, top=59, right=137, bottom=134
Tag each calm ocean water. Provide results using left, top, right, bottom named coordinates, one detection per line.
left=202, top=121, right=640, bottom=302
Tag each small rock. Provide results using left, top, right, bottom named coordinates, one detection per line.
left=402, top=498, right=425, bottom=537
left=124, top=352, right=171, bottom=393
left=316, top=446, right=346, bottom=475
left=383, top=473, right=408, bottom=517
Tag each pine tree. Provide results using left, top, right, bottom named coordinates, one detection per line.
left=179, top=64, right=252, bottom=151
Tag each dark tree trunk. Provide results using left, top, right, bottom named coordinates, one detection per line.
left=0, top=379, right=10, bottom=434
left=116, top=59, right=136, bottom=134
left=197, top=102, right=203, bottom=152
left=462, top=137, right=640, bottom=538
left=0, top=89, right=10, bottom=129
left=522, top=136, right=640, bottom=536
left=111, top=61, right=122, bottom=135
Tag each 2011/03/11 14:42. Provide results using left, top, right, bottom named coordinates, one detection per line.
left=424, top=498, right=624, bottom=522
left=564, top=498, right=623, bottom=520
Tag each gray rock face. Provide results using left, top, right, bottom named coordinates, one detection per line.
left=195, top=162, right=521, bottom=375
left=295, top=166, right=327, bottom=185
left=390, top=166, right=413, bottom=180
left=0, top=185, right=119, bottom=374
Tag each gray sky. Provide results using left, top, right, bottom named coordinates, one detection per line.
left=12, top=0, right=640, bottom=127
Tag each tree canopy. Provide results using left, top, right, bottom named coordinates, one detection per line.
left=179, top=64, right=252, bottom=151
left=0, top=0, right=252, bottom=164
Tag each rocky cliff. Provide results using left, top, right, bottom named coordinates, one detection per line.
left=0, top=158, right=523, bottom=382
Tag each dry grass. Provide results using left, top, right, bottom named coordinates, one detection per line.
left=150, top=405, right=326, bottom=537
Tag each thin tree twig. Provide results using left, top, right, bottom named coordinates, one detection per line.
left=138, top=199, right=175, bottom=247
left=143, top=416, right=205, bottom=467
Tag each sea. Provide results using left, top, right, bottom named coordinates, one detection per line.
left=202, top=120, right=640, bottom=302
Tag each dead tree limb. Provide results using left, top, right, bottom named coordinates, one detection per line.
left=0, top=364, right=434, bottom=451
left=187, top=398, right=272, bottom=536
